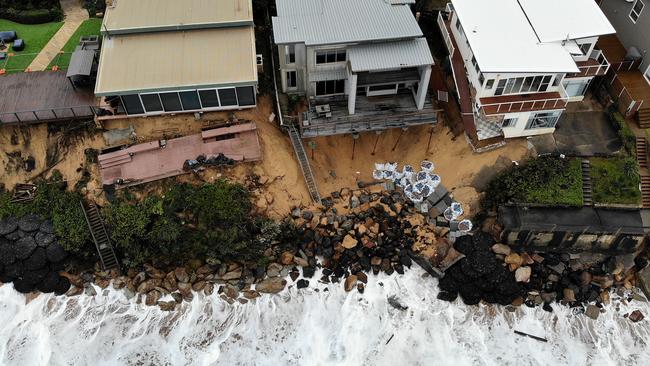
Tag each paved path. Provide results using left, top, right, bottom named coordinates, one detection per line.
left=27, top=0, right=89, bottom=71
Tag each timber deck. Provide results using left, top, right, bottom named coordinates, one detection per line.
left=0, top=71, right=97, bottom=125
left=99, top=122, right=262, bottom=188
left=301, top=93, right=439, bottom=137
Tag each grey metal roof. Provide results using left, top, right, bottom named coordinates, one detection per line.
left=348, top=38, right=433, bottom=72
left=67, top=50, right=95, bottom=77
left=273, top=0, right=423, bottom=46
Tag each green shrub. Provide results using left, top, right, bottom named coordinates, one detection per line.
left=0, top=174, right=91, bottom=255
left=0, top=8, right=62, bottom=24
left=483, top=156, right=583, bottom=209
left=607, top=107, right=636, bottom=156
left=591, top=157, right=641, bottom=205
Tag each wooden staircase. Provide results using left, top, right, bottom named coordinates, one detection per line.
left=581, top=160, right=593, bottom=207
left=81, top=201, right=120, bottom=271
left=638, top=108, right=650, bottom=129
left=287, top=125, right=321, bottom=203
left=637, top=137, right=648, bottom=169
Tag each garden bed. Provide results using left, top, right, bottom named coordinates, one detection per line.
left=590, top=157, right=641, bottom=205
left=483, top=156, right=584, bottom=208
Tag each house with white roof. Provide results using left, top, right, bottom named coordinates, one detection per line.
left=273, top=0, right=438, bottom=137
left=438, top=0, right=615, bottom=145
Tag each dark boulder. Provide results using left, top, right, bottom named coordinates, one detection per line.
left=46, top=242, right=67, bottom=262
left=297, top=279, right=309, bottom=289
left=37, top=271, right=61, bottom=293
left=2, top=262, right=23, bottom=282
left=39, top=221, right=55, bottom=234
left=453, top=235, right=474, bottom=255
left=0, top=217, right=19, bottom=235
left=302, top=266, right=316, bottom=278
left=4, top=230, right=26, bottom=241
left=15, top=236, right=37, bottom=260
left=18, top=214, right=41, bottom=232
left=0, top=239, right=16, bottom=265
left=437, top=291, right=458, bottom=302
left=24, top=247, right=48, bottom=270
left=22, top=267, right=49, bottom=285
left=13, top=278, right=36, bottom=294
left=35, top=232, right=56, bottom=247
left=53, top=276, right=71, bottom=295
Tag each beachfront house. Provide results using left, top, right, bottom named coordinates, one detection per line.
left=438, top=0, right=615, bottom=146
left=598, top=0, right=650, bottom=126
left=94, top=0, right=258, bottom=119
left=273, top=0, right=438, bottom=137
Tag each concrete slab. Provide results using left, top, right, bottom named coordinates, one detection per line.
left=552, top=111, right=622, bottom=157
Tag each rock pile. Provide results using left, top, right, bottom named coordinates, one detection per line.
left=0, top=215, right=70, bottom=294
left=437, top=231, right=649, bottom=313
left=438, top=233, right=521, bottom=305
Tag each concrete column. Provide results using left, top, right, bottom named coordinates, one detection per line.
left=416, top=65, right=432, bottom=110
left=348, top=73, right=358, bottom=115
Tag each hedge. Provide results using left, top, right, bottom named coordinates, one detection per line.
left=0, top=8, right=63, bottom=24
left=606, top=106, right=636, bottom=156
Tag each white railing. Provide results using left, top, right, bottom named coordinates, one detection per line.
left=437, top=12, right=455, bottom=56
left=480, top=97, right=569, bottom=114
left=574, top=49, right=611, bottom=76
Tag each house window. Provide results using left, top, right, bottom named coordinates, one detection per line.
left=540, top=75, right=552, bottom=91
left=159, top=92, right=183, bottom=112
left=502, top=118, right=517, bottom=128
left=630, top=0, right=645, bottom=23
left=140, top=94, right=163, bottom=113
left=579, top=43, right=592, bottom=56
left=179, top=91, right=201, bottom=110
left=455, top=18, right=461, bottom=30
left=199, top=90, right=220, bottom=108
left=121, top=95, right=144, bottom=115
left=315, top=50, right=346, bottom=64
left=479, top=73, right=485, bottom=86
left=552, top=73, right=563, bottom=87
left=218, top=88, right=238, bottom=106
left=315, top=79, right=345, bottom=96
left=485, top=79, right=494, bottom=89
left=287, top=71, right=297, bottom=88
left=236, top=86, right=256, bottom=106
left=285, top=44, right=296, bottom=64
left=563, top=79, right=591, bottom=97
left=644, top=64, right=650, bottom=84
left=525, top=111, right=562, bottom=130
left=495, top=79, right=507, bottom=95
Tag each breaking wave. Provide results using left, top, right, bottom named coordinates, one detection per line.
left=1, top=268, right=649, bottom=365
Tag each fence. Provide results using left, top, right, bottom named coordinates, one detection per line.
left=0, top=105, right=98, bottom=125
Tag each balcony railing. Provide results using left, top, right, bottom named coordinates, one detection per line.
left=437, top=11, right=455, bottom=57
left=569, top=48, right=611, bottom=78
left=0, top=105, right=98, bottom=125
left=480, top=95, right=568, bottom=115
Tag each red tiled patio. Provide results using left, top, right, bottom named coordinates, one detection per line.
left=98, top=122, right=262, bottom=187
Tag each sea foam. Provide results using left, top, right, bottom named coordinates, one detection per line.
left=1, top=268, right=649, bottom=365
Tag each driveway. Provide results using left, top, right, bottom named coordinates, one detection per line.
left=530, top=111, right=622, bottom=157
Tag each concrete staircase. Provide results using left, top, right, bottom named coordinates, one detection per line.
left=641, top=175, right=650, bottom=209
left=81, top=201, right=120, bottom=271
left=638, top=108, right=650, bottom=129
left=637, top=137, right=648, bottom=169
left=581, top=160, right=593, bottom=206
left=287, top=125, right=321, bottom=203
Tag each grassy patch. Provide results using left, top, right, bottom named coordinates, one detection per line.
left=0, top=18, right=63, bottom=72
left=591, top=157, right=641, bottom=205
left=48, top=18, right=102, bottom=70
left=483, top=156, right=584, bottom=208
left=607, top=107, right=636, bottom=156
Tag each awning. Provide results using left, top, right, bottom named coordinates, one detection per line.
left=348, top=38, right=433, bottom=73
left=308, top=69, right=347, bottom=82
left=66, top=50, right=95, bottom=78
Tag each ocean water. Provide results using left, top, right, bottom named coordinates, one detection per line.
left=1, top=268, right=649, bottom=366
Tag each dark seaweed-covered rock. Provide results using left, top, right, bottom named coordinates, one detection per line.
left=0, top=217, right=19, bottom=235
left=37, top=271, right=61, bottom=293
left=437, top=291, right=458, bottom=302
left=453, top=235, right=474, bottom=255
left=24, top=247, right=48, bottom=270
left=54, top=276, right=71, bottom=295
left=39, top=221, right=55, bottom=234
left=18, top=214, right=41, bottom=232
left=35, top=232, right=56, bottom=247
left=0, top=239, right=16, bottom=265
left=4, top=230, right=26, bottom=241
left=13, top=278, right=35, bottom=294
left=46, top=242, right=67, bottom=262
left=22, top=267, right=49, bottom=285
left=15, top=236, right=37, bottom=260
left=2, top=262, right=23, bottom=282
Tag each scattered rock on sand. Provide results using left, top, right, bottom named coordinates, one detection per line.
left=585, top=305, right=601, bottom=320
left=514, top=266, right=531, bottom=283
left=344, top=275, right=357, bottom=292
left=491, top=244, right=511, bottom=256
left=342, top=235, right=358, bottom=249
left=629, top=310, right=645, bottom=323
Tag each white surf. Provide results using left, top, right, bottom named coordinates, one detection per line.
left=1, top=268, right=649, bottom=366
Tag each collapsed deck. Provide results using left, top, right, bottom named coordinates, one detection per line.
left=98, top=122, right=262, bottom=188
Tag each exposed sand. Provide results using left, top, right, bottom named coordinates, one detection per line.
left=305, top=123, right=529, bottom=217
left=2, top=96, right=528, bottom=219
